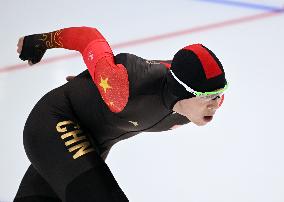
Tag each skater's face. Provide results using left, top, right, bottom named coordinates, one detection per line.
left=173, top=95, right=223, bottom=126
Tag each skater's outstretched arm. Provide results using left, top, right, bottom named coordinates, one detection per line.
left=17, top=27, right=129, bottom=113
left=17, top=26, right=112, bottom=73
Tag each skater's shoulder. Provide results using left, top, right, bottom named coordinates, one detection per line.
left=114, top=53, right=168, bottom=74
left=113, top=53, right=168, bottom=95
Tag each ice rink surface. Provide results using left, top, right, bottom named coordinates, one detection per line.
left=0, top=0, right=284, bottom=201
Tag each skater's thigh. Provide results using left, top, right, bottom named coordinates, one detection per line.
left=22, top=88, right=128, bottom=202
left=23, top=99, right=102, bottom=200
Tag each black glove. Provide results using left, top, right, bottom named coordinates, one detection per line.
left=19, top=34, right=47, bottom=65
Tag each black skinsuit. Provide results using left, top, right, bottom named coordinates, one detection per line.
left=14, top=53, right=190, bottom=202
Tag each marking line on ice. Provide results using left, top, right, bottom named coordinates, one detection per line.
left=195, top=0, right=283, bottom=11
left=0, top=8, right=283, bottom=74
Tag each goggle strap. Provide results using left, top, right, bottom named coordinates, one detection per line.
left=169, top=70, right=197, bottom=95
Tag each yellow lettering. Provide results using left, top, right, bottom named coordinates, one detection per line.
left=56, top=121, right=92, bottom=159
left=65, top=135, right=86, bottom=146
left=56, top=121, right=74, bottom=133
left=68, top=141, right=95, bottom=159
left=61, top=130, right=82, bottom=140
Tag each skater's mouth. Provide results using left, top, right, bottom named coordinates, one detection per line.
left=203, top=116, right=213, bottom=122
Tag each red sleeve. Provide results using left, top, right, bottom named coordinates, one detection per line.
left=53, top=27, right=129, bottom=113
left=52, top=27, right=113, bottom=77
left=54, top=27, right=106, bottom=52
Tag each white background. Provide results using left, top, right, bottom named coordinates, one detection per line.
left=0, top=0, right=284, bottom=201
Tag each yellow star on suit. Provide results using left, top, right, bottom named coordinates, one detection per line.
left=99, top=77, right=112, bottom=93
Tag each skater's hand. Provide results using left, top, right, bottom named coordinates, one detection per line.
left=17, top=34, right=47, bottom=65
left=17, top=37, right=24, bottom=54
left=17, top=37, right=33, bottom=66
left=17, top=36, right=33, bottom=65
left=66, top=76, right=75, bottom=81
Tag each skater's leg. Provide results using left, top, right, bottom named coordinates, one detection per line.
left=22, top=92, right=128, bottom=201
left=25, top=119, right=128, bottom=202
